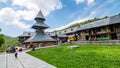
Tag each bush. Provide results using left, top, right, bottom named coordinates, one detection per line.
left=0, top=34, right=5, bottom=47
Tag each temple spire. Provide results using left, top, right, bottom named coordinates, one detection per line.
left=35, top=10, right=45, bottom=20
left=32, top=10, right=49, bottom=30
left=25, top=10, right=55, bottom=43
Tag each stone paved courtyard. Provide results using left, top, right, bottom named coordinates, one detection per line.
left=0, top=52, right=56, bottom=68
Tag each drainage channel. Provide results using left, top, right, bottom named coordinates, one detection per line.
left=17, top=58, right=25, bottom=68
left=6, top=53, right=25, bottom=68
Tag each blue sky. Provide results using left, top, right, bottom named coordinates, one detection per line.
left=0, top=0, right=120, bottom=37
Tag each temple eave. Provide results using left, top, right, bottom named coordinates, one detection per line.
left=25, top=40, right=55, bottom=43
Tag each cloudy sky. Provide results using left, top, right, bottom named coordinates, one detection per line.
left=0, top=0, right=120, bottom=37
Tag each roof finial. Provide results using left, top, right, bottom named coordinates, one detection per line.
left=35, top=10, right=45, bottom=20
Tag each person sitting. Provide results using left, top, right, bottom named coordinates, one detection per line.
left=19, top=47, right=23, bottom=52
left=5, top=47, right=9, bottom=53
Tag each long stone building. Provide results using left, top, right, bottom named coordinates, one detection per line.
left=76, top=15, right=120, bottom=41
left=18, top=14, right=120, bottom=45
left=48, top=14, right=120, bottom=41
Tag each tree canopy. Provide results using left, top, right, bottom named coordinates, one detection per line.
left=0, top=28, right=5, bottom=47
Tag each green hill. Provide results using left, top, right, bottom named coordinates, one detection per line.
left=4, top=36, right=19, bottom=46
left=53, top=17, right=108, bottom=32
left=0, top=35, right=19, bottom=52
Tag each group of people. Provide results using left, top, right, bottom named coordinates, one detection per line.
left=6, top=46, right=23, bottom=58
left=6, top=46, right=16, bottom=53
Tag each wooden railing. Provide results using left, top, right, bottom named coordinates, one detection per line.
left=70, top=40, right=120, bottom=45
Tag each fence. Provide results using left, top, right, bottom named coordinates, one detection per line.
left=71, top=40, right=120, bottom=45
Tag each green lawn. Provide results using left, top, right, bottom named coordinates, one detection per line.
left=28, top=44, right=120, bottom=68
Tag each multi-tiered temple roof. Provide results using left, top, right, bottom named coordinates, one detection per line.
left=25, top=10, right=55, bottom=42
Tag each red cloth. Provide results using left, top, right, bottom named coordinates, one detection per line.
left=94, top=36, right=97, bottom=41
left=29, top=42, right=32, bottom=46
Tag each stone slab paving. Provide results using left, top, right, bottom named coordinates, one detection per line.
left=0, top=54, right=6, bottom=68
left=7, top=54, right=24, bottom=68
left=0, top=52, right=56, bottom=68
left=18, top=52, right=56, bottom=68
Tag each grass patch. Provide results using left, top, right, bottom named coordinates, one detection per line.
left=28, top=44, right=120, bottom=68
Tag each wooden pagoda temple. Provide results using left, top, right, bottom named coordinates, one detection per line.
left=25, top=10, right=56, bottom=47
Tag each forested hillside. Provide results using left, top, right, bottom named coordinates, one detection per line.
left=4, top=36, right=19, bottom=46
left=0, top=35, right=19, bottom=52
left=53, top=17, right=108, bottom=32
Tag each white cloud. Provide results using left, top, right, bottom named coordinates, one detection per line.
left=0, top=0, right=62, bottom=29
left=13, top=0, right=62, bottom=20
left=75, top=0, right=94, bottom=5
left=16, top=10, right=37, bottom=20
left=0, top=7, right=30, bottom=29
left=75, top=0, right=84, bottom=5
left=87, top=0, right=94, bottom=5
left=13, top=20, right=30, bottom=29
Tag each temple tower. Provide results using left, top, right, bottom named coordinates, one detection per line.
left=25, top=10, right=56, bottom=47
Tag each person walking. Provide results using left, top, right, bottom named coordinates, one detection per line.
left=32, top=45, right=35, bottom=51
left=39, top=43, right=42, bottom=48
left=14, top=48, right=18, bottom=59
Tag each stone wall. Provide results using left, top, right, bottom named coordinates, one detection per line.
left=42, top=42, right=56, bottom=47
left=33, top=41, right=56, bottom=47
